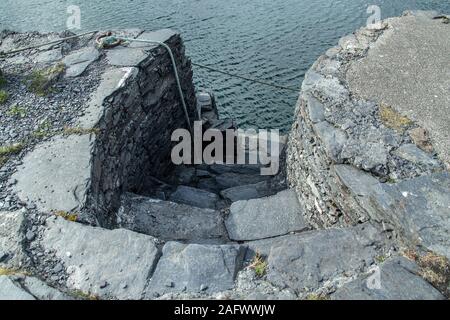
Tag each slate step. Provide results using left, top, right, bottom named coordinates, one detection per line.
left=144, top=241, right=246, bottom=297
left=196, top=177, right=222, bottom=193
left=0, top=210, right=26, bottom=269
left=207, top=164, right=262, bottom=175
left=118, top=193, right=226, bottom=243
left=215, top=172, right=271, bottom=190
left=244, top=223, right=387, bottom=295
left=225, top=189, right=308, bottom=241
left=334, top=166, right=450, bottom=260
left=331, top=257, right=445, bottom=300
left=169, top=185, right=220, bottom=210
left=39, top=216, right=161, bottom=300
left=220, top=180, right=285, bottom=202
left=0, top=275, right=72, bottom=300
left=0, top=276, right=35, bottom=300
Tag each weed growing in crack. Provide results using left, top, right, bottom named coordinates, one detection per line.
left=249, top=252, right=268, bottom=277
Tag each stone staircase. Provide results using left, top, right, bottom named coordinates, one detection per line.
left=32, top=163, right=445, bottom=299
left=1, top=149, right=446, bottom=299
left=1, top=23, right=448, bottom=300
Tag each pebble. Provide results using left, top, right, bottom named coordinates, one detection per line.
left=53, top=263, right=64, bottom=273
left=50, top=275, right=59, bottom=282
left=25, top=231, right=36, bottom=241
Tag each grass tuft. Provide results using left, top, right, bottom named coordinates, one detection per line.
left=248, top=252, right=268, bottom=277
left=0, top=267, right=29, bottom=276
left=0, top=89, right=9, bottom=104
left=0, top=143, right=24, bottom=157
left=55, top=210, right=78, bottom=222
left=403, top=249, right=450, bottom=295
left=375, top=254, right=387, bottom=263
left=0, top=143, right=24, bottom=167
left=28, top=63, right=65, bottom=96
left=7, top=104, right=27, bottom=118
left=32, top=120, right=52, bottom=139
left=70, top=289, right=99, bottom=300
left=305, top=293, right=329, bottom=300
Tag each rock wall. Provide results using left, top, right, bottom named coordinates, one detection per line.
left=88, top=30, right=197, bottom=225
left=286, top=11, right=450, bottom=259
left=5, top=29, right=197, bottom=226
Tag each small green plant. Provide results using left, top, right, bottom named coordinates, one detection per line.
left=375, top=254, right=387, bottom=263
left=55, top=210, right=78, bottom=222
left=249, top=252, right=268, bottom=277
left=0, top=143, right=24, bottom=167
left=28, top=63, right=65, bottom=96
left=7, top=104, right=27, bottom=118
left=0, top=90, right=8, bottom=104
left=0, top=267, right=29, bottom=276
left=32, top=120, right=52, bottom=139
left=0, top=143, right=24, bottom=157
left=305, top=293, right=329, bottom=300
left=70, top=289, right=99, bottom=300
left=385, top=177, right=397, bottom=184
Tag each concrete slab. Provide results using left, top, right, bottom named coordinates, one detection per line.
left=0, top=210, right=25, bottom=269
left=225, top=189, right=308, bottom=241
left=118, top=193, right=225, bottom=243
left=332, top=257, right=444, bottom=300
left=40, top=216, right=160, bottom=299
left=11, top=134, right=92, bottom=213
left=144, top=241, right=246, bottom=296
left=347, top=14, right=450, bottom=167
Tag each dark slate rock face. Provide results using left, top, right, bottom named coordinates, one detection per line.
left=226, top=189, right=308, bottom=241
left=215, top=172, right=270, bottom=190
left=87, top=30, right=197, bottom=225
left=266, top=224, right=384, bottom=294
left=118, top=193, right=226, bottom=243
left=197, top=177, right=222, bottom=193
left=169, top=185, right=220, bottom=210
left=220, top=180, right=283, bottom=202
left=145, top=242, right=246, bottom=297
left=208, top=164, right=261, bottom=175
left=332, top=257, right=445, bottom=300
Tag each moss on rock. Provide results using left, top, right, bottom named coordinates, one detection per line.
left=0, top=90, right=9, bottom=104
left=29, top=62, right=65, bottom=96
